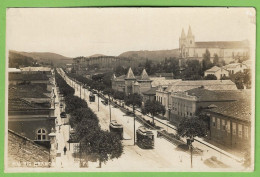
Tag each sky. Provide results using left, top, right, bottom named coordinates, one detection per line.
left=6, top=7, right=255, bottom=58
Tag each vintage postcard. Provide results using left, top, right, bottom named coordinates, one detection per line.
left=5, top=7, right=255, bottom=172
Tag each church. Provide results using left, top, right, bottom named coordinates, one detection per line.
left=179, top=26, right=249, bottom=63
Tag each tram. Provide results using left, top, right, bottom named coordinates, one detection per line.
left=109, top=121, right=124, bottom=140
left=136, top=126, right=154, bottom=149
left=89, top=92, right=95, bottom=102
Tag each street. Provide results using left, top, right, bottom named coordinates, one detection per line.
left=55, top=68, right=245, bottom=171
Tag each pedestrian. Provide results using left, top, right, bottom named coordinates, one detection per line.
left=63, top=146, right=67, bottom=155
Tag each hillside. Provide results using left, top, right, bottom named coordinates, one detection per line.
left=9, top=50, right=73, bottom=67
left=118, top=49, right=179, bottom=62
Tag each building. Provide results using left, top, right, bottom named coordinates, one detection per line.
left=73, top=56, right=138, bottom=75
left=223, top=63, right=248, bottom=74
left=168, top=88, right=238, bottom=123
left=204, top=66, right=229, bottom=79
left=8, top=67, right=56, bottom=148
left=179, top=26, right=249, bottom=63
left=8, top=130, right=51, bottom=168
left=202, top=90, right=252, bottom=150
left=156, top=80, right=237, bottom=120
left=112, top=68, right=152, bottom=95
left=142, top=87, right=158, bottom=103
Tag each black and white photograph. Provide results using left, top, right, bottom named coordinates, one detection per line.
left=5, top=7, right=255, bottom=172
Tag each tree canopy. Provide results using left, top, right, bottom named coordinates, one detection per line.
left=143, top=100, right=166, bottom=124
left=177, top=117, right=208, bottom=139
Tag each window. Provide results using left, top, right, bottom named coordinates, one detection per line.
left=37, top=128, right=47, bottom=141
left=232, top=122, right=236, bottom=135
left=190, top=40, right=192, bottom=44
left=222, top=119, right=226, bottom=131
left=217, top=118, right=220, bottom=130
left=244, top=126, right=249, bottom=139
left=226, top=121, right=230, bottom=133
left=238, top=124, right=242, bottom=138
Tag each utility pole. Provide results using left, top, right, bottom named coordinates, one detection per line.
left=109, top=94, right=111, bottom=122
left=132, top=94, right=136, bottom=146
left=84, top=86, right=85, bottom=100
left=80, top=83, right=82, bottom=99
left=98, top=90, right=100, bottom=112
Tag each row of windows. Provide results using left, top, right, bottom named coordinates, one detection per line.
left=212, top=117, right=249, bottom=139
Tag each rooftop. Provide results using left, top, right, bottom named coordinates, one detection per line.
left=20, top=67, right=52, bottom=72
left=166, top=80, right=237, bottom=92
left=204, top=90, right=252, bottom=122
left=9, top=84, right=49, bottom=99
left=143, top=87, right=158, bottom=95
left=9, top=73, right=49, bottom=81
left=194, top=40, right=249, bottom=49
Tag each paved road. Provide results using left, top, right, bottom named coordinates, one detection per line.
left=56, top=68, right=245, bottom=171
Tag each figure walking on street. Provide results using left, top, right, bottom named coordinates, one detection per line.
left=63, top=146, right=67, bottom=155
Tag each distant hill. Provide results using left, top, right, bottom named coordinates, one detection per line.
left=9, top=50, right=73, bottom=67
left=118, top=49, right=180, bottom=62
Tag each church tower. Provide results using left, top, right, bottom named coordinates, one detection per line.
left=179, top=28, right=187, bottom=58
left=186, top=26, right=195, bottom=47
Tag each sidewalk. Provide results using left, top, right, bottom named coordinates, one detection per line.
left=53, top=75, right=79, bottom=169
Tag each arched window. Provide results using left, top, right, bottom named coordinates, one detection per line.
left=37, top=128, right=47, bottom=141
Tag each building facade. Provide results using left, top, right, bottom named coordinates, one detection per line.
left=112, top=68, right=152, bottom=95
left=179, top=26, right=249, bottom=64
left=156, top=80, right=238, bottom=120
left=204, top=66, right=229, bottom=79
left=202, top=91, right=251, bottom=150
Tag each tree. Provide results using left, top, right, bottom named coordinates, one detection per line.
left=177, top=116, right=208, bottom=168
left=177, top=117, right=208, bottom=139
left=204, top=74, right=217, bottom=80
left=91, top=131, right=123, bottom=168
left=230, top=71, right=244, bottom=89
left=65, top=95, right=88, bottom=113
left=143, top=100, right=166, bottom=125
left=113, top=91, right=125, bottom=101
left=124, top=93, right=142, bottom=110
left=213, top=54, right=219, bottom=66
left=202, top=49, right=213, bottom=72
left=182, top=60, right=203, bottom=80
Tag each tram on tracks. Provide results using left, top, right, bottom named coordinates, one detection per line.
left=109, top=121, right=124, bottom=140
left=89, top=92, right=95, bottom=102
left=136, top=126, right=154, bottom=149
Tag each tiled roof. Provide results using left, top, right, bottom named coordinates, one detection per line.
left=185, top=88, right=238, bottom=102
left=194, top=40, right=249, bottom=49
left=205, top=66, right=221, bottom=72
left=20, top=67, right=51, bottom=72
left=151, top=78, right=181, bottom=87
left=143, top=87, right=158, bottom=95
left=8, top=98, right=51, bottom=110
left=204, top=91, right=252, bottom=122
left=9, top=73, right=49, bottom=81
left=223, top=63, right=247, bottom=69
left=166, top=80, right=237, bottom=92
left=8, top=129, right=49, bottom=168
left=114, top=75, right=126, bottom=81
left=9, top=84, right=49, bottom=99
